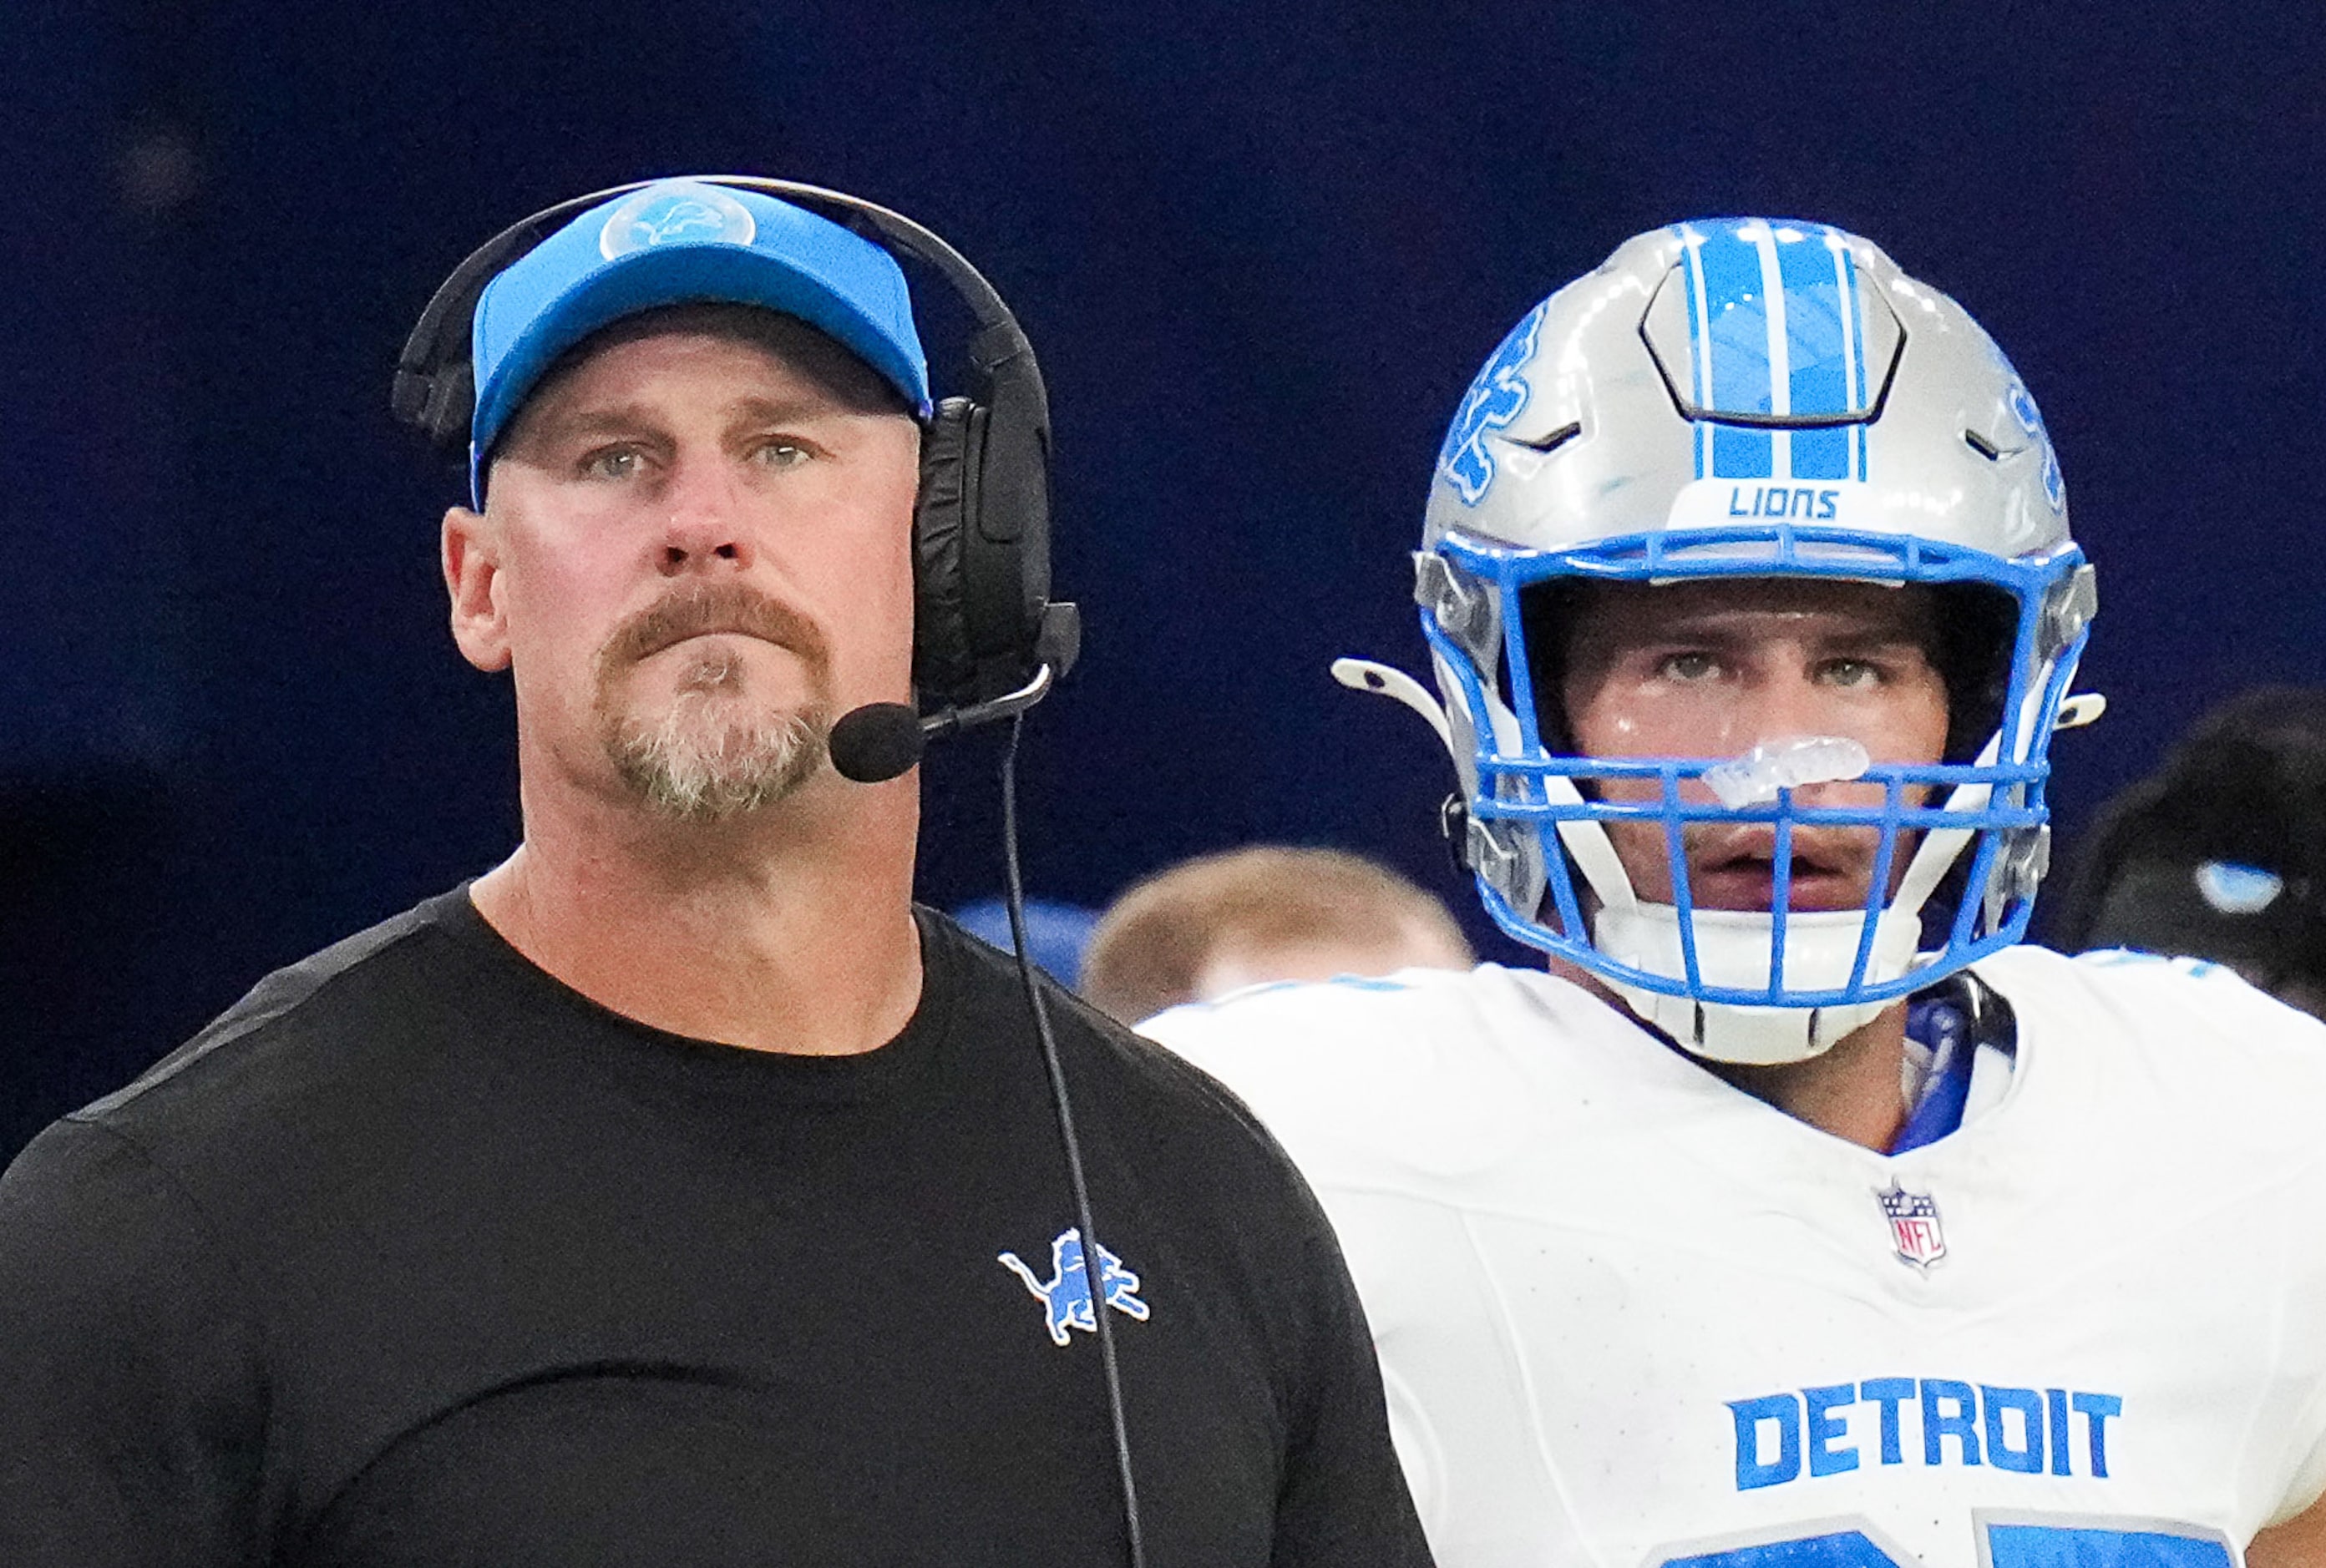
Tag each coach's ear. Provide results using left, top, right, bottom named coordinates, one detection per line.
left=443, top=506, right=511, bottom=673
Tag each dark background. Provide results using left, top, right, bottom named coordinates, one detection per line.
left=8, top=1, right=2321, bottom=1157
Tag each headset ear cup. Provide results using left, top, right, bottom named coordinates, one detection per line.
left=391, top=302, right=478, bottom=457
left=914, top=397, right=983, bottom=708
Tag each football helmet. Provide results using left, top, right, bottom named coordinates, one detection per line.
left=1345, top=219, right=2097, bottom=1065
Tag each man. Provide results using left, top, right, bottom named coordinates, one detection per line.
left=1143, top=220, right=2326, bottom=1568
left=0, top=178, right=1432, bottom=1566
left=1081, top=845, right=1474, bottom=1024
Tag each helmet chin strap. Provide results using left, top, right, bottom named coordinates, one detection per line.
left=1334, top=656, right=2008, bottom=1067
left=1594, top=906, right=1926, bottom=1065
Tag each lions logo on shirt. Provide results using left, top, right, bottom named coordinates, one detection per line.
left=997, top=1227, right=1151, bottom=1348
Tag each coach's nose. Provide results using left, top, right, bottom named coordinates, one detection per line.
left=656, top=452, right=753, bottom=577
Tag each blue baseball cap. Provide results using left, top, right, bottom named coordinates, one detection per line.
left=468, top=178, right=933, bottom=497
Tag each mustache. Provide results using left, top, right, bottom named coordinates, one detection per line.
left=596, top=584, right=831, bottom=673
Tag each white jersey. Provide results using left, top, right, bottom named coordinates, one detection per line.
left=1142, top=947, right=2326, bottom=1568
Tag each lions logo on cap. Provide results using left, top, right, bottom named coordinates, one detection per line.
left=598, top=180, right=757, bottom=260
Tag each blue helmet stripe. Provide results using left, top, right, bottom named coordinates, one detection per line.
left=1679, top=225, right=1715, bottom=480
left=1694, top=225, right=1774, bottom=479
left=1680, top=221, right=1883, bottom=483
left=1775, top=230, right=1855, bottom=418
left=1778, top=228, right=1852, bottom=481
left=1751, top=223, right=1798, bottom=483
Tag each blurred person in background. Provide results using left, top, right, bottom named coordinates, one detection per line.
left=2050, top=685, right=2326, bottom=1017
left=1081, top=845, right=1475, bottom=1024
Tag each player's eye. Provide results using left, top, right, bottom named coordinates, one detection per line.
left=1655, top=650, right=1721, bottom=683
left=1817, top=657, right=1886, bottom=689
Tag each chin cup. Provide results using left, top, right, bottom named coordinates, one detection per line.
left=1594, top=902, right=1926, bottom=1065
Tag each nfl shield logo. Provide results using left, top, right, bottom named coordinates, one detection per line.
left=1876, top=1179, right=1946, bottom=1269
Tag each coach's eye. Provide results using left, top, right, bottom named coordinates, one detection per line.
left=753, top=440, right=813, bottom=470
left=580, top=447, right=647, bottom=481
left=1818, top=658, right=1883, bottom=689
left=1658, top=651, right=1721, bottom=683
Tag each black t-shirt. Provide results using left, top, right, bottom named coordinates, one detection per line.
left=0, top=889, right=1432, bottom=1566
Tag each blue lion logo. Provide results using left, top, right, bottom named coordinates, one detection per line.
left=997, top=1227, right=1151, bottom=1348
left=1437, top=300, right=1548, bottom=506
left=2004, top=374, right=2065, bottom=515
left=598, top=182, right=757, bottom=260
left=631, top=198, right=728, bottom=245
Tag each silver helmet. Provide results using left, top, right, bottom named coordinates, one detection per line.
left=1346, top=218, right=2096, bottom=1065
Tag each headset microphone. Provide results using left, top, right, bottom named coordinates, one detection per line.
left=828, top=663, right=1062, bottom=785
left=827, top=706, right=925, bottom=785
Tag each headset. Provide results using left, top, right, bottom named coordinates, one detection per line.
left=391, top=174, right=1081, bottom=726
left=391, top=179, right=1143, bottom=1564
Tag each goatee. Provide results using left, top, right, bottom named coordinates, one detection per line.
left=593, top=586, right=836, bottom=821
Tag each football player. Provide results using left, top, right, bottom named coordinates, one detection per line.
left=1143, top=219, right=2326, bottom=1568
